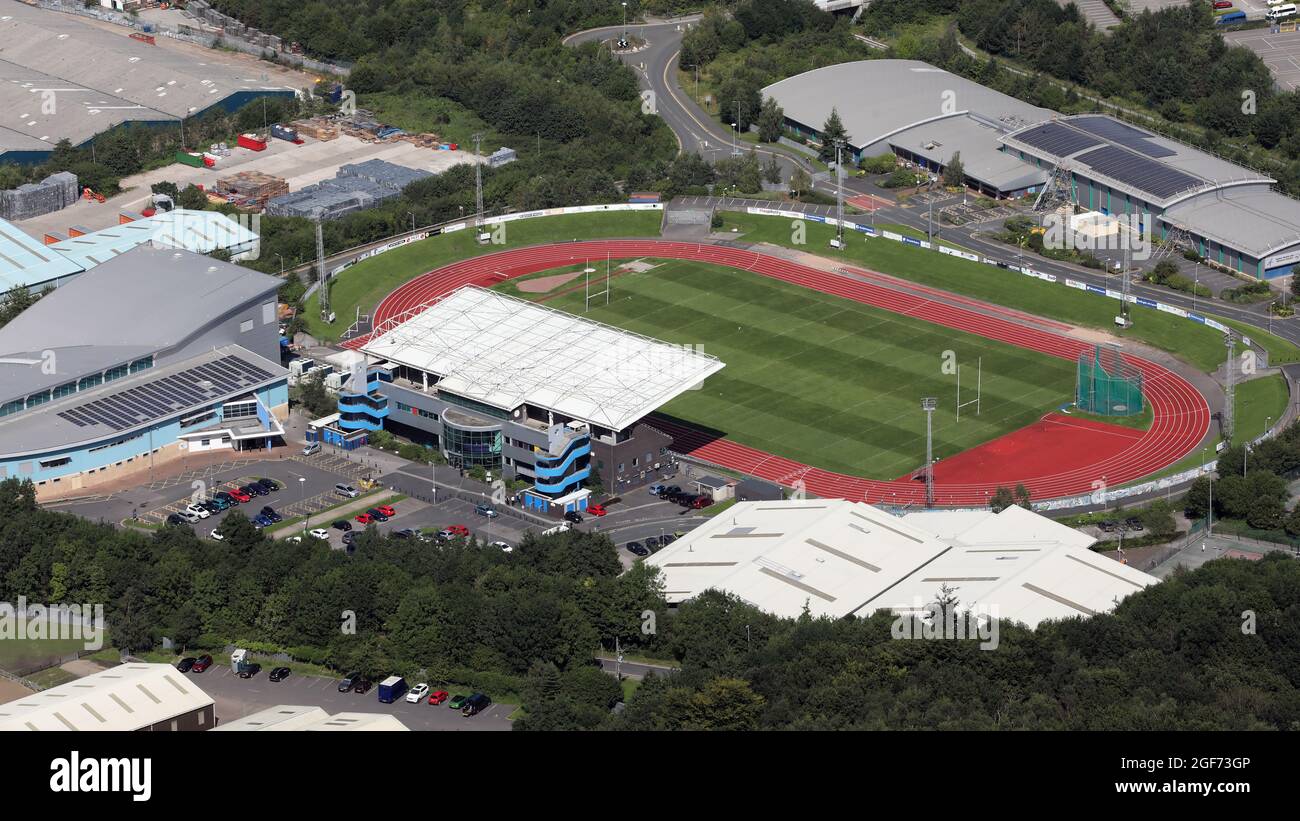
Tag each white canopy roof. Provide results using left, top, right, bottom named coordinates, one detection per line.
left=362, top=286, right=725, bottom=431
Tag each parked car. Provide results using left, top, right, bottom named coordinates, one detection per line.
left=643, top=535, right=660, bottom=550
left=462, top=692, right=491, bottom=717
left=332, top=519, right=353, bottom=532
left=626, top=541, right=649, bottom=557
left=564, top=511, right=584, bottom=524
left=439, top=525, right=469, bottom=541
left=1099, top=520, right=1117, bottom=532
left=252, top=514, right=274, bottom=527
left=337, top=672, right=362, bottom=692
left=302, top=442, right=321, bottom=456
left=342, top=531, right=357, bottom=545
left=176, top=657, right=196, bottom=673
left=335, top=483, right=360, bottom=499
left=588, top=504, right=607, bottom=517
left=238, top=663, right=262, bottom=679
left=179, top=510, right=202, bottom=524
left=392, top=528, right=415, bottom=539
left=165, top=513, right=186, bottom=526
left=428, top=690, right=449, bottom=705
left=648, top=484, right=665, bottom=496
left=352, top=678, right=373, bottom=695
left=269, top=666, right=291, bottom=682
left=199, top=500, right=222, bottom=515
left=376, top=504, right=396, bottom=517
left=660, top=534, right=676, bottom=546
left=475, top=503, right=498, bottom=518
left=215, top=491, right=239, bottom=506
left=406, top=683, right=431, bottom=703
left=309, top=528, right=331, bottom=540
left=489, top=540, right=513, bottom=552
left=241, top=484, right=267, bottom=497
left=260, top=506, right=282, bottom=523
left=355, top=512, right=375, bottom=525
left=184, top=503, right=211, bottom=520
left=208, top=496, right=230, bottom=511
left=256, top=478, right=280, bottom=492
left=365, top=508, right=389, bottom=522
left=228, top=488, right=252, bottom=503
left=663, top=485, right=682, bottom=497
left=448, top=694, right=469, bottom=710
left=691, top=496, right=714, bottom=510
left=192, top=654, right=213, bottom=673
left=1213, top=0, right=1233, bottom=7
left=209, top=529, right=225, bottom=541
left=1125, top=517, right=1144, bottom=531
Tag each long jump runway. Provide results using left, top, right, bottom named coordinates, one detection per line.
left=346, top=240, right=1210, bottom=506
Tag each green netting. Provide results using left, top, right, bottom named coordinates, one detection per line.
left=1076, top=345, right=1144, bottom=416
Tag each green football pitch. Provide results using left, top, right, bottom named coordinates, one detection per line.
left=496, top=259, right=1078, bottom=479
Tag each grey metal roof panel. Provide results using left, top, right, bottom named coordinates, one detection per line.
left=888, top=115, right=1048, bottom=192
left=762, top=60, right=1054, bottom=150
left=0, top=345, right=285, bottom=457
left=1163, top=186, right=1300, bottom=259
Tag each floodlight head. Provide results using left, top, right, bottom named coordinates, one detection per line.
left=921, top=397, right=937, bottom=411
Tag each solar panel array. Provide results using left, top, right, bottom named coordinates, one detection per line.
left=1013, top=122, right=1104, bottom=157
left=1076, top=145, right=1203, bottom=200
left=56, top=355, right=276, bottom=432
left=1070, top=117, right=1175, bottom=159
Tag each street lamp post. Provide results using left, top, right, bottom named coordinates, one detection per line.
left=621, top=2, right=628, bottom=48
left=298, top=476, right=306, bottom=539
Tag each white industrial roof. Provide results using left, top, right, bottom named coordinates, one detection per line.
left=0, top=663, right=212, bottom=731
left=213, top=705, right=410, bottom=731
left=49, top=209, right=259, bottom=268
left=362, top=285, right=725, bottom=432
left=647, top=500, right=1156, bottom=627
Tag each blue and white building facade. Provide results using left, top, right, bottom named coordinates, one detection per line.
left=355, top=286, right=724, bottom=518
left=0, top=245, right=288, bottom=497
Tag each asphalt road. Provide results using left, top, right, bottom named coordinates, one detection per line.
left=186, top=663, right=512, bottom=731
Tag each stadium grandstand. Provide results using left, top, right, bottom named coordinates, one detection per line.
left=0, top=1, right=297, bottom=164
left=345, top=285, right=724, bottom=518
left=765, top=59, right=1300, bottom=279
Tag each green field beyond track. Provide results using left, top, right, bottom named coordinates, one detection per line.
left=500, top=259, right=1076, bottom=478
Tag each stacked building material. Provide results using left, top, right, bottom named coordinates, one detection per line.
left=215, top=170, right=289, bottom=207
left=0, top=172, right=80, bottom=221
left=291, top=118, right=339, bottom=141
left=265, top=160, right=432, bottom=221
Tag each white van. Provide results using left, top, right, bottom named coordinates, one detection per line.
left=1267, top=3, right=1296, bottom=19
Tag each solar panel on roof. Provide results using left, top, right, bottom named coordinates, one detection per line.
left=1076, top=145, right=1201, bottom=200
left=1070, top=117, right=1175, bottom=159
left=1014, top=122, right=1104, bottom=157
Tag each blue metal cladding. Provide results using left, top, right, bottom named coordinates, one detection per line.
left=534, top=465, right=591, bottom=494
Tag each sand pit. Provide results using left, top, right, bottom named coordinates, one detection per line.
left=517, top=271, right=583, bottom=293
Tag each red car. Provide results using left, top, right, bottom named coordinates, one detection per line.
left=1213, top=0, right=1232, bottom=7
left=376, top=504, right=396, bottom=517
left=355, top=512, right=375, bottom=525
left=428, top=689, right=449, bottom=705
left=229, top=488, right=252, bottom=503
left=191, top=654, right=213, bottom=673
left=690, top=496, right=715, bottom=510
left=588, top=504, right=607, bottom=517
left=446, top=524, right=469, bottom=537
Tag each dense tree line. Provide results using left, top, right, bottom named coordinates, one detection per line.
left=1183, top=418, right=1300, bottom=533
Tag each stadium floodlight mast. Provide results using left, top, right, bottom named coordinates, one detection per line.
left=1222, top=332, right=1236, bottom=442
left=833, top=139, right=846, bottom=249
left=922, top=397, right=937, bottom=507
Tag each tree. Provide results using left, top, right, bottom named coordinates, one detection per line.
left=789, top=167, right=812, bottom=197
left=1014, top=484, right=1031, bottom=509
left=817, top=107, right=851, bottom=164
left=177, top=184, right=208, bottom=211
left=943, top=151, right=965, bottom=188
left=682, top=677, right=765, bottom=730
left=990, top=486, right=1014, bottom=512
left=757, top=96, right=785, bottom=143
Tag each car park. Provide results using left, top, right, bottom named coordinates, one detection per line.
left=269, top=667, right=291, bottom=682
left=356, top=512, right=375, bottom=525
left=564, top=511, right=584, bottom=524
left=309, top=528, right=331, bottom=540
left=475, top=503, right=498, bottom=518
left=337, top=672, right=362, bottom=692
left=192, top=654, right=213, bottom=673
left=237, top=663, right=262, bottom=679
left=448, top=694, right=469, bottom=710
left=332, top=519, right=353, bottom=532
left=176, top=657, right=196, bottom=673
left=184, top=503, right=211, bottom=520
left=365, top=508, right=389, bottom=522
left=428, top=690, right=449, bottom=705
left=406, top=683, right=431, bottom=703
left=626, top=541, right=649, bottom=557
left=588, top=504, right=607, bottom=517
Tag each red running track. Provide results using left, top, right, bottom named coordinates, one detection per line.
left=348, top=240, right=1210, bottom=505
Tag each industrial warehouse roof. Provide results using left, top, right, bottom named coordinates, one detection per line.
left=0, top=0, right=295, bottom=153
left=0, top=245, right=281, bottom=401
left=49, top=209, right=259, bottom=268
left=886, top=114, right=1048, bottom=193
left=0, top=215, right=83, bottom=291
left=0, top=344, right=283, bottom=457
left=1001, top=115, right=1272, bottom=205
left=762, top=60, right=1053, bottom=152
left=362, top=285, right=725, bottom=432
left=212, top=705, right=410, bottom=731
left=1162, top=187, right=1300, bottom=259
left=647, top=500, right=1156, bottom=626
left=0, top=663, right=212, bottom=731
